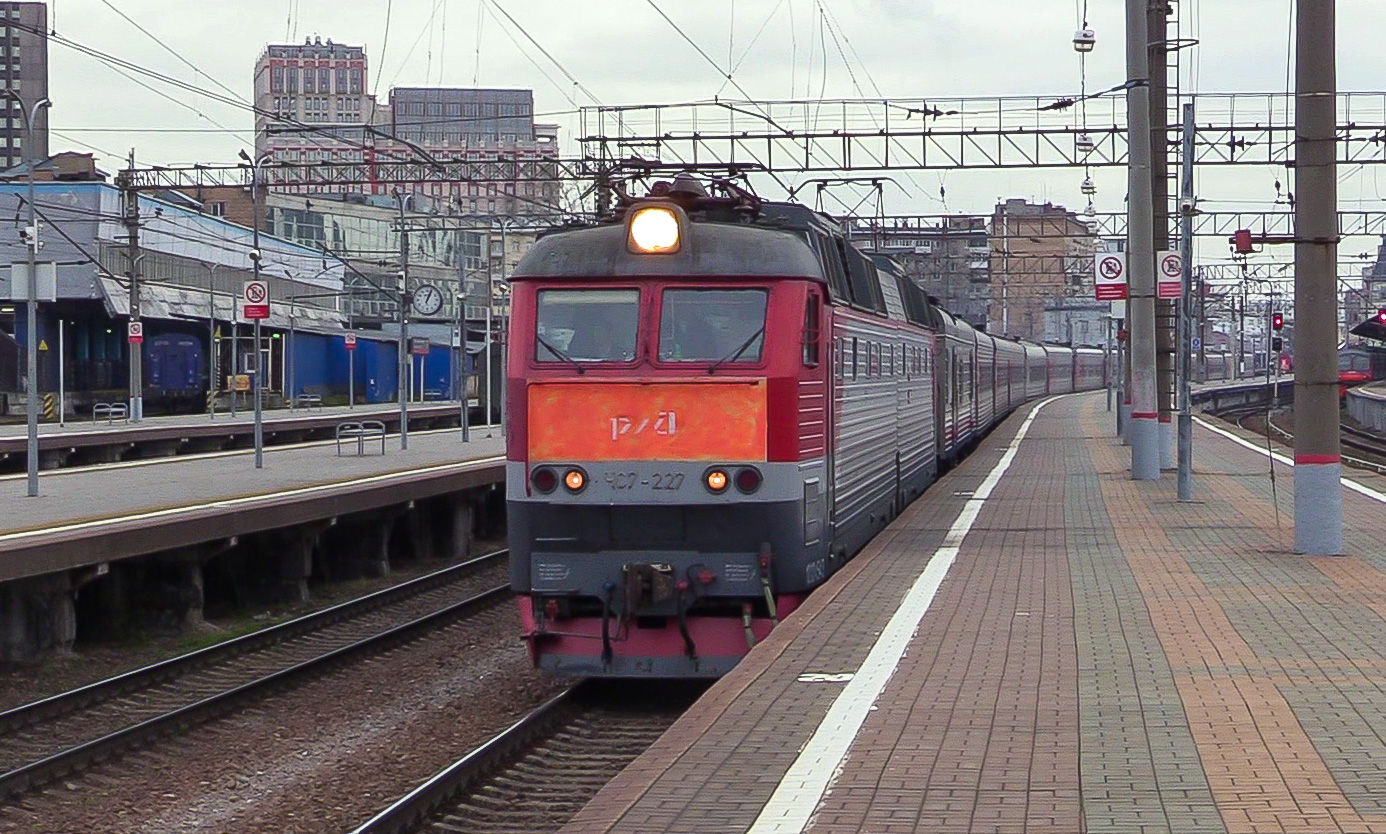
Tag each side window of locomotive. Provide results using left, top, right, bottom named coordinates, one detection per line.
left=535, top=288, right=639, bottom=362
left=802, top=294, right=821, bottom=367
left=658, top=288, right=768, bottom=362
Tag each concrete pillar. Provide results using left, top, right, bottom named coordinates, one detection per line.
left=407, top=503, right=436, bottom=560
left=450, top=498, right=475, bottom=560
left=277, top=529, right=317, bottom=603
left=0, top=573, right=76, bottom=664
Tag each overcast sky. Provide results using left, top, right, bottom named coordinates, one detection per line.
left=41, top=0, right=1386, bottom=266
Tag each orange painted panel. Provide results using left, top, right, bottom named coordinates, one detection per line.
left=528, top=381, right=767, bottom=462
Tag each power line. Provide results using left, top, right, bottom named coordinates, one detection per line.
left=97, top=0, right=249, bottom=106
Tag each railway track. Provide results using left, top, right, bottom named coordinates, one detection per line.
left=1220, top=406, right=1386, bottom=474
left=0, top=550, right=512, bottom=799
left=351, top=680, right=706, bottom=834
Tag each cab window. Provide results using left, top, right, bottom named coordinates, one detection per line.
left=535, top=289, right=639, bottom=362
left=658, top=288, right=768, bottom=362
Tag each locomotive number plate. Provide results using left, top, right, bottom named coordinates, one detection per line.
left=604, top=471, right=686, bottom=492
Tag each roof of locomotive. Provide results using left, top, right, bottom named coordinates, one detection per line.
left=510, top=200, right=826, bottom=281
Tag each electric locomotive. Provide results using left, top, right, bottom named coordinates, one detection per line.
left=506, top=177, right=1099, bottom=678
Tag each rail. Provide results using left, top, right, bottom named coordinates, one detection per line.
left=91, top=403, right=128, bottom=424
left=336, top=420, right=387, bottom=456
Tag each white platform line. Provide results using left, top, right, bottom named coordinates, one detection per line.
left=0, top=455, right=506, bottom=545
left=1193, top=415, right=1386, bottom=505
left=746, top=397, right=1057, bottom=834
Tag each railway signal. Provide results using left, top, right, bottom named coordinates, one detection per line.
left=1377, top=308, right=1386, bottom=324
left=1272, top=312, right=1284, bottom=330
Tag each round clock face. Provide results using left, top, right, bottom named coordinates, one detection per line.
left=412, top=284, right=444, bottom=316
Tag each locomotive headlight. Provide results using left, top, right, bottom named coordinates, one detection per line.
left=628, top=206, right=681, bottom=254
left=563, top=468, right=588, bottom=493
left=531, top=467, right=558, bottom=493
left=704, top=468, right=730, bottom=493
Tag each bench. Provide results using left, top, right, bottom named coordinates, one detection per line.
left=92, top=403, right=129, bottom=424
left=293, top=394, right=324, bottom=410
left=336, top=420, right=386, bottom=456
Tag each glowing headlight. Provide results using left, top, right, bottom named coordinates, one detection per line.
left=704, top=468, right=729, bottom=493
left=628, top=206, right=681, bottom=253
left=563, top=468, right=587, bottom=493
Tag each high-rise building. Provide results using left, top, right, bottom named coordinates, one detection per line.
left=1, top=1, right=49, bottom=171
left=251, top=37, right=561, bottom=216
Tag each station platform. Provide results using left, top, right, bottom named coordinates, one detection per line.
left=0, top=402, right=470, bottom=471
left=0, top=426, right=504, bottom=583
left=562, top=391, right=1386, bottom=834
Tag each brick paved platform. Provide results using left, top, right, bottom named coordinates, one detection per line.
left=561, top=391, right=1386, bottom=834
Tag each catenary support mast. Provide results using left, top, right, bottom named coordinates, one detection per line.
left=1293, top=0, right=1343, bottom=554
left=1127, top=0, right=1160, bottom=479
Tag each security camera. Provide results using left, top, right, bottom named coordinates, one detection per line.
left=1179, top=197, right=1197, bottom=215
left=249, top=249, right=262, bottom=262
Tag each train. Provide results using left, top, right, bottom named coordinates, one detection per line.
left=505, top=176, right=1106, bottom=678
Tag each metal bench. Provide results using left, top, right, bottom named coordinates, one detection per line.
left=336, top=420, right=386, bottom=456
left=293, top=394, right=324, bottom=410
left=92, top=403, right=129, bottom=424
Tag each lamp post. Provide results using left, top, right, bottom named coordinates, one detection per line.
left=239, top=149, right=271, bottom=469
left=9, top=92, right=51, bottom=498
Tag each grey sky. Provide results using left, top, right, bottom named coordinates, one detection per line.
left=42, top=0, right=1386, bottom=266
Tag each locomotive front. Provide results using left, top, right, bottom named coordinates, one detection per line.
left=506, top=193, right=832, bottom=677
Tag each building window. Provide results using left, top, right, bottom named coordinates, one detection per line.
left=303, top=68, right=315, bottom=93
left=285, top=68, right=298, bottom=93
left=336, top=67, right=348, bottom=92
left=272, top=66, right=284, bottom=93
left=319, top=68, right=330, bottom=93
left=349, top=68, right=361, bottom=93
left=209, top=202, right=226, bottom=217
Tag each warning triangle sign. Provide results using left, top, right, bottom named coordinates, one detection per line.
left=38, top=339, right=49, bottom=351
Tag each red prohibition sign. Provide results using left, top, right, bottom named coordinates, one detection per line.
left=1099, top=257, right=1123, bottom=279
left=1161, top=255, right=1181, bottom=278
left=245, top=282, right=268, bottom=304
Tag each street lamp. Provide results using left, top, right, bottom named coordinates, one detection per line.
left=238, top=148, right=271, bottom=469
left=7, top=91, right=51, bottom=498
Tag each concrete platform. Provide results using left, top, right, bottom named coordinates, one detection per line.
left=0, top=427, right=505, bottom=583
left=561, top=392, right=1386, bottom=834
left=0, top=402, right=473, bottom=471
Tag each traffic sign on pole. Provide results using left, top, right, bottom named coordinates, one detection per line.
left=242, top=279, right=270, bottom=320
left=344, top=332, right=358, bottom=351
left=1157, top=250, right=1183, bottom=298
left=127, top=321, right=144, bottom=344
left=1094, top=253, right=1128, bottom=300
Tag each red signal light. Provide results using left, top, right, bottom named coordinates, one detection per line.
left=1377, top=308, right=1386, bottom=325
left=1272, top=312, right=1284, bottom=330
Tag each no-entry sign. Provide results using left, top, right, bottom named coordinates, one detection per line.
left=1094, top=253, right=1128, bottom=300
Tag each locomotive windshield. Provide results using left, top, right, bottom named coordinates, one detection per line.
left=658, top=289, right=768, bottom=363
left=535, top=289, right=639, bottom=362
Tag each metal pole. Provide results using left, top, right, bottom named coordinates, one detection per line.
left=1177, top=101, right=1196, bottom=501
left=20, top=96, right=49, bottom=497
left=347, top=281, right=355, bottom=409
left=484, top=239, right=493, bottom=433
left=288, top=306, right=296, bottom=406
left=499, top=220, right=509, bottom=431
left=1150, top=0, right=1175, bottom=472
left=248, top=153, right=265, bottom=469
left=122, top=149, right=144, bottom=424
left=207, top=264, right=219, bottom=419
left=457, top=237, right=469, bottom=442
left=1105, top=316, right=1113, bottom=412
left=1126, top=0, right=1159, bottom=479
left=58, top=317, right=64, bottom=428
left=397, top=194, right=410, bottom=451
left=230, top=317, right=239, bottom=418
